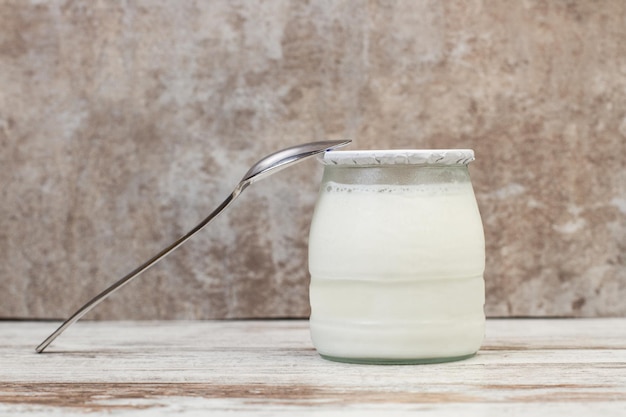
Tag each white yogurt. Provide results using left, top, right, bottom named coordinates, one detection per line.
left=308, top=153, right=485, bottom=363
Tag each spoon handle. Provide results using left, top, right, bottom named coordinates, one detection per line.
left=36, top=188, right=242, bottom=353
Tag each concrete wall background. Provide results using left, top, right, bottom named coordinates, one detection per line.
left=1, top=0, right=624, bottom=320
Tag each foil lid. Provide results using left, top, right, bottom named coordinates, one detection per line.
left=321, top=149, right=475, bottom=166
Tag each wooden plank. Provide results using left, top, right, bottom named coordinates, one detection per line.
left=0, top=319, right=625, bottom=416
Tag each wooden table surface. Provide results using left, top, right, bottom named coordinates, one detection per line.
left=1, top=319, right=625, bottom=416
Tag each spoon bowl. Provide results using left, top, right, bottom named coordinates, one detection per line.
left=36, top=139, right=350, bottom=353
left=241, top=141, right=351, bottom=185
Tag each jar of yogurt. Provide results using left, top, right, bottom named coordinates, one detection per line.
left=308, top=149, right=485, bottom=364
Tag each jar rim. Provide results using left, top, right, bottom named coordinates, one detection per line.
left=320, top=149, right=475, bottom=166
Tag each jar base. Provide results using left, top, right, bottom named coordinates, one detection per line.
left=319, top=352, right=476, bottom=365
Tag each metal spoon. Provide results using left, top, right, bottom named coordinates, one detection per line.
left=36, top=139, right=351, bottom=353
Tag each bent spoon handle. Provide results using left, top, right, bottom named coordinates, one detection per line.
left=36, top=189, right=241, bottom=353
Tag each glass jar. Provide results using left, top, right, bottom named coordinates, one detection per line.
left=308, top=149, right=485, bottom=364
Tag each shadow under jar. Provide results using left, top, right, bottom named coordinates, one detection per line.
left=308, top=149, right=485, bottom=364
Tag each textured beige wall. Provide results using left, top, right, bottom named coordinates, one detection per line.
left=1, top=0, right=624, bottom=320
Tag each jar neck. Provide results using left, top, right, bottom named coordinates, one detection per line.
left=321, top=165, right=472, bottom=186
